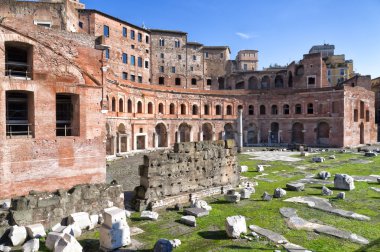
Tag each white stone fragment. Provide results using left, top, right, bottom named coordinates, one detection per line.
left=54, top=233, right=82, bottom=252
left=67, top=212, right=91, bottom=230
left=99, top=223, right=131, bottom=251
left=62, top=223, right=82, bottom=238
left=190, top=199, right=212, bottom=211
left=125, top=210, right=132, bottom=218
left=45, top=232, right=65, bottom=251
left=170, top=239, right=181, bottom=248
left=240, top=165, right=249, bottom=172
left=22, top=238, right=39, bottom=252
left=89, top=214, right=99, bottom=230
left=103, top=207, right=128, bottom=229
left=51, top=223, right=62, bottom=232
left=9, top=225, right=27, bottom=246
left=225, top=215, right=247, bottom=238
left=26, top=223, right=46, bottom=238
left=140, top=211, right=159, bottom=221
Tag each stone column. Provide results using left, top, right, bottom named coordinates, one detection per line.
left=268, top=130, right=272, bottom=144
left=117, top=134, right=121, bottom=153
left=176, top=131, right=180, bottom=143
left=258, top=130, right=261, bottom=144
left=199, top=131, right=203, bottom=141
left=154, top=133, right=158, bottom=148
left=237, top=109, right=243, bottom=150
left=222, top=131, right=226, bottom=140
left=112, top=135, right=116, bottom=155
left=243, top=130, right=247, bottom=146
left=278, top=130, right=282, bottom=144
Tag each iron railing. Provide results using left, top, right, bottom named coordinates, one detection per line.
left=6, top=123, right=32, bottom=138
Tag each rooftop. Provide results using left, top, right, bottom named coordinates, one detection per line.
left=149, top=29, right=187, bottom=35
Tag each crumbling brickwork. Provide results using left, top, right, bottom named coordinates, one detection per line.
left=133, top=140, right=240, bottom=211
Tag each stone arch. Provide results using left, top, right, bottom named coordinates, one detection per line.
left=261, top=76, right=270, bottom=89
left=202, top=123, right=213, bottom=141
left=235, top=81, right=245, bottom=90
left=155, top=123, right=168, bottom=147
left=179, top=123, right=191, bottom=142
left=111, top=97, right=116, bottom=112
left=218, top=77, right=225, bottom=89
left=119, top=98, right=124, bottom=112
left=148, top=102, right=153, bottom=114
left=274, top=75, right=284, bottom=88
left=246, top=123, right=258, bottom=145
left=117, top=123, right=127, bottom=153
left=192, top=104, right=198, bottom=115
left=127, top=99, right=132, bottom=113
left=180, top=104, right=186, bottom=115
left=317, top=122, right=330, bottom=145
left=292, top=122, right=304, bottom=144
left=270, top=122, right=280, bottom=143
left=296, top=65, right=304, bottom=76
left=137, top=101, right=143, bottom=113
left=248, top=76, right=259, bottom=90
left=224, top=123, right=234, bottom=140
left=169, top=103, right=175, bottom=114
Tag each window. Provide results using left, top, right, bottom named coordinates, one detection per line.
left=138, top=76, right=142, bottom=83
left=295, top=104, right=302, bottom=114
left=104, top=25, right=109, bottom=37
left=6, top=91, right=34, bottom=138
left=340, top=69, right=345, bottom=76
left=226, top=105, right=232, bottom=115
left=159, top=66, right=164, bottom=73
left=366, top=110, right=370, bottom=122
left=122, top=53, right=128, bottom=64
left=145, top=61, right=149, bottom=69
left=35, top=21, right=52, bottom=27
left=204, top=105, right=210, bottom=115
left=105, top=48, right=110, bottom=59
left=148, top=102, right=153, bottom=114
left=130, top=74, right=135, bottom=82
left=192, top=55, right=196, bottom=60
left=119, top=99, right=124, bottom=112
left=127, top=99, right=132, bottom=113
left=271, top=105, right=278, bottom=115
left=111, top=97, right=116, bottom=112
left=181, top=104, right=186, bottom=115
left=174, top=40, right=180, bottom=48
left=190, top=66, right=194, bottom=71
left=122, top=72, right=128, bottom=80
left=360, top=101, right=365, bottom=119
left=56, top=94, right=79, bottom=136
left=160, top=53, right=164, bottom=59
left=171, top=67, right=176, bottom=73
left=137, top=101, right=142, bottom=113
left=131, top=45, right=135, bottom=49
left=159, top=38, right=165, bottom=46
left=158, top=103, right=164, bottom=114
left=131, top=55, right=135, bottom=65
left=138, top=57, right=142, bottom=67
left=130, top=30, right=135, bottom=39
left=145, top=35, right=149, bottom=44
left=5, top=42, right=33, bottom=79
left=215, top=105, right=222, bottom=115
left=79, top=22, right=83, bottom=29
left=138, top=33, right=142, bottom=42
left=178, top=55, right=182, bottom=60
left=248, top=105, right=254, bottom=115
left=205, top=52, right=209, bottom=58
left=192, top=105, right=198, bottom=115
left=220, top=53, right=223, bottom=58
left=122, top=27, right=127, bottom=37
left=169, top=103, right=175, bottom=114
left=244, top=64, right=248, bottom=71
left=191, top=78, right=197, bottom=85
left=207, top=79, right=212, bottom=86
left=327, top=69, right=331, bottom=76
left=260, top=105, right=266, bottom=115
left=354, top=109, right=358, bottom=122
left=159, top=77, right=165, bottom=85
left=308, top=76, right=316, bottom=85
left=283, top=104, right=289, bottom=115
left=307, top=103, right=314, bottom=114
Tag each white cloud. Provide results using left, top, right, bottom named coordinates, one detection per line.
left=236, top=32, right=252, bottom=39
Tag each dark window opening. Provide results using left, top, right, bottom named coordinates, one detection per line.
left=207, top=79, right=212, bottom=85
left=130, top=30, right=135, bottom=40
left=308, top=77, right=316, bottom=85
left=175, top=78, right=181, bottom=85
left=103, top=25, right=109, bottom=37
left=248, top=105, right=254, bottom=115
left=137, top=101, right=143, bottom=113
left=307, top=103, right=314, bottom=114
left=295, top=104, right=302, bottom=114
left=271, top=105, right=278, bottom=115
left=5, top=42, right=33, bottom=79
left=366, top=110, right=370, bottom=122
left=360, top=101, right=365, bottom=119
left=191, top=78, right=197, bottom=85
left=127, top=99, right=132, bottom=113
left=122, top=27, right=127, bottom=37
left=260, top=105, right=266, bottom=115
left=111, top=97, right=116, bottom=112
left=148, top=102, right=153, bottom=114
left=119, top=98, right=124, bottom=112
left=170, top=103, right=175, bottom=114
left=216, top=105, right=221, bottom=115
left=159, top=77, right=165, bottom=85
left=56, top=94, right=79, bottom=136
left=204, top=105, right=210, bottom=115
left=122, top=72, right=128, bottom=80
left=138, top=33, right=142, bottom=42
left=192, top=105, right=198, bottom=115
left=158, top=103, right=164, bottom=114
left=181, top=104, right=186, bottom=115
left=226, top=105, right=232, bottom=115
left=283, top=104, right=290, bottom=115
left=6, top=91, right=34, bottom=138
left=354, top=109, right=358, bottom=122
left=138, top=76, right=142, bottom=83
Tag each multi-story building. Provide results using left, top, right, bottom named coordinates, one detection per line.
left=0, top=0, right=377, bottom=199
left=309, top=44, right=335, bottom=58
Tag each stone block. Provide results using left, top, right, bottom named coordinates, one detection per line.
left=365, top=151, right=377, bottom=157
left=184, top=208, right=209, bottom=217
left=261, top=192, right=272, bottom=201
left=225, top=215, right=247, bottom=238
left=286, top=183, right=305, bottom=191
left=239, top=165, right=248, bottom=172
left=334, top=174, right=355, bottom=190
left=103, top=207, right=127, bottom=229
left=153, top=239, right=173, bottom=252
left=273, top=188, right=286, bottom=198
left=170, top=239, right=181, bottom=248
left=318, top=171, right=331, bottom=180
left=99, top=224, right=131, bottom=251
left=312, top=157, right=325, bottom=163
left=54, top=233, right=82, bottom=252
left=337, top=192, right=345, bottom=199
left=90, top=214, right=99, bottom=229
left=22, top=238, right=39, bottom=252
left=45, top=232, right=65, bottom=251
left=225, top=139, right=235, bottom=149
left=225, top=190, right=241, bottom=203
left=67, top=212, right=91, bottom=230
left=180, top=216, right=196, bottom=227
left=62, top=224, right=82, bottom=238
left=257, top=165, right=265, bottom=172
left=140, top=211, right=159, bottom=221
left=322, top=186, right=333, bottom=196
left=9, top=225, right=27, bottom=246
left=240, top=189, right=252, bottom=199
left=190, top=199, right=212, bottom=211
left=26, top=223, right=46, bottom=238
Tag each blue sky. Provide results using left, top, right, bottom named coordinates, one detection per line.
left=81, top=0, right=380, bottom=78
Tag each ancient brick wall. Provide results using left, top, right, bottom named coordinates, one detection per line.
left=0, top=184, right=123, bottom=239
left=133, top=140, right=239, bottom=211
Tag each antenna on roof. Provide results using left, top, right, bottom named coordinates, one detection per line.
left=142, top=22, right=147, bottom=29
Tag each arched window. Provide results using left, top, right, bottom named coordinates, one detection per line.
left=119, top=98, right=124, bottom=112
left=295, top=104, right=302, bottom=114
left=307, top=103, right=314, bottom=114
left=111, top=97, right=116, bottom=112
left=226, top=105, right=232, bottom=115
left=204, top=104, right=210, bottom=115
left=296, top=65, right=304, bottom=76
left=248, top=105, right=254, bottom=115
left=148, top=102, right=153, bottom=114
left=127, top=99, right=132, bottom=113
left=158, top=103, right=164, bottom=114
left=181, top=104, right=186, bottom=115
left=192, top=105, right=198, bottom=115
left=260, top=105, right=266, bottom=115
left=137, top=101, right=142, bottom=113
left=274, top=76, right=284, bottom=88
left=271, top=105, right=278, bottom=115
left=261, top=76, right=270, bottom=89
left=215, top=105, right=222, bottom=115
left=283, top=104, right=290, bottom=115
left=159, top=38, right=165, bottom=46
left=191, top=78, right=197, bottom=85
left=169, top=103, right=175, bottom=114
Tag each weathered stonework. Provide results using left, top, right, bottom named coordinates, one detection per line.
left=133, top=140, right=240, bottom=211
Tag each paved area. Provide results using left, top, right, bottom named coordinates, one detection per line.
left=243, top=151, right=303, bottom=162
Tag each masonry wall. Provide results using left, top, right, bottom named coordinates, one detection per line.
left=133, top=140, right=239, bottom=210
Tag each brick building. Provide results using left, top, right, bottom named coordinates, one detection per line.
left=0, top=0, right=377, bottom=199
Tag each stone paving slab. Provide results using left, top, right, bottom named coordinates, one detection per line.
left=370, top=187, right=380, bottom=192
left=284, top=196, right=370, bottom=221
left=280, top=207, right=369, bottom=245
left=244, top=151, right=303, bottom=162
left=352, top=175, right=380, bottom=182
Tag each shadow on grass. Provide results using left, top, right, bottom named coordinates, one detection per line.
left=355, top=237, right=380, bottom=252
left=221, top=245, right=264, bottom=250
left=198, top=230, right=229, bottom=240
left=211, top=200, right=233, bottom=205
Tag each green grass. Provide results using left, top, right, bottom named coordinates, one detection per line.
left=36, top=151, right=380, bottom=251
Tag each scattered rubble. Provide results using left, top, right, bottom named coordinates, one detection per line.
left=225, top=215, right=247, bottom=238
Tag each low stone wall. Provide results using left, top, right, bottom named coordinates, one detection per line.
left=0, top=183, right=124, bottom=239
left=133, top=140, right=240, bottom=211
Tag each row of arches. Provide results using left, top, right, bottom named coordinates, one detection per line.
left=233, top=73, right=293, bottom=90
